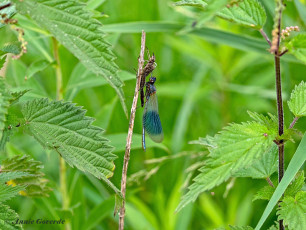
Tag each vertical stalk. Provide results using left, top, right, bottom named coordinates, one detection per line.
left=52, top=37, right=71, bottom=230
left=119, top=31, right=146, bottom=230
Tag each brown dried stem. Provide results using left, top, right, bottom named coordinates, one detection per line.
left=119, top=30, right=146, bottom=230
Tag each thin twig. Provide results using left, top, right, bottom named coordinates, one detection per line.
left=289, top=117, right=299, bottom=129
left=279, top=49, right=288, bottom=57
left=119, top=30, right=146, bottom=230
left=259, top=29, right=272, bottom=46
left=0, top=3, right=11, bottom=11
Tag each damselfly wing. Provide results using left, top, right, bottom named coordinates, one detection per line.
left=142, top=77, right=163, bottom=151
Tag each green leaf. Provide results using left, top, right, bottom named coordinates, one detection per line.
left=0, top=78, right=13, bottom=141
left=255, top=132, right=306, bottom=230
left=1, top=155, right=52, bottom=197
left=0, top=1, right=16, bottom=29
left=0, top=172, right=28, bottom=203
left=294, top=0, right=306, bottom=26
left=277, top=191, right=306, bottom=230
left=174, top=0, right=207, bottom=9
left=189, top=135, right=216, bottom=148
left=0, top=56, right=6, bottom=70
left=25, top=59, right=53, bottom=79
left=229, top=226, right=254, bottom=230
left=288, top=81, right=306, bottom=117
left=287, top=33, right=306, bottom=64
left=285, top=171, right=305, bottom=197
left=12, top=0, right=127, bottom=116
left=176, top=117, right=277, bottom=212
left=0, top=42, right=21, bottom=56
left=217, top=0, right=267, bottom=29
left=21, top=98, right=121, bottom=196
left=253, top=185, right=275, bottom=201
left=0, top=203, right=22, bottom=230
left=197, top=0, right=229, bottom=25
left=10, top=90, right=29, bottom=105
left=234, top=145, right=278, bottom=179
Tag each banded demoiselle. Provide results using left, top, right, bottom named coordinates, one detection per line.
left=142, top=76, right=163, bottom=151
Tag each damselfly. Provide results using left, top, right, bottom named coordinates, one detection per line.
left=142, top=76, right=163, bottom=151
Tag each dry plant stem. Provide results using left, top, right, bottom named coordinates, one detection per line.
left=119, top=30, right=146, bottom=230
left=259, top=29, right=272, bottom=46
left=52, top=37, right=71, bottom=230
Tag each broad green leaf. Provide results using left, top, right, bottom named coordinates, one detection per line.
left=285, top=171, right=305, bottom=197
left=13, top=0, right=127, bottom=116
left=253, top=185, right=275, bottom=201
left=25, top=59, right=53, bottom=79
left=86, top=0, right=107, bottom=10
left=189, top=135, right=216, bottom=148
left=217, top=0, right=267, bottom=29
left=0, top=78, right=12, bottom=141
left=0, top=172, right=28, bottom=203
left=1, top=155, right=52, bottom=197
left=287, top=33, right=306, bottom=64
left=174, top=0, right=207, bottom=9
left=234, top=145, right=278, bottom=179
left=10, top=90, right=29, bottom=105
left=0, top=42, right=21, bottom=56
left=21, top=98, right=121, bottom=196
left=255, top=132, right=306, bottom=230
left=229, top=226, right=254, bottom=230
left=0, top=203, right=22, bottom=230
left=288, top=81, right=306, bottom=117
left=176, top=117, right=277, bottom=212
left=0, top=1, right=16, bottom=29
left=277, top=191, right=306, bottom=230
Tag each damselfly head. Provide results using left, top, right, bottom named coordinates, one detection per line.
left=149, top=76, right=156, bottom=84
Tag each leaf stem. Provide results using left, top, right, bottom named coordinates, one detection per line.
left=52, top=37, right=71, bottom=230
left=259, top=29, right=272, bottom=46
left=289, top=117, right=299, bottom=129
left=266, top=177, right=275, bottom=188
left=0, top=3, right=11, bottom=11
left=119, top=31, right=146, bottom=230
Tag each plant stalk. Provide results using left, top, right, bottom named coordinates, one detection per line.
left=118, top=31, right=146, bottom=230
left=52, top=37, right=71, bottom=230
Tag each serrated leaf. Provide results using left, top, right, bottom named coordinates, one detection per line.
left=287, top=33, right=306, bottom=64
left=0, top=42, right=21, bottom=56
left=10, top=90, right=29, bottom=105
left=174, top=0, right=207, bottom=9
left=13, top=0, right=127, bottom=116
left=288, top=81, right=306, bottom=117
left=26, top=59, right=53, bottom=79
left=277, top=191, right=306, bottom=230
left=1, top=155, right=52, bottom=197
left=0, top=1, right=16, bottom=29
left=253, top=185, right=275, bottom=201
left=188, top=135, right=217, bottom=148
left=0, top=203, right=22, bottom=230
left=285, top=171, right=304, bottom=197
left=229, top=226, right=254, bottom=230
left=176, top=117, right=277, bottom=212
left=217, top=0, right=266, bottom=29
left=0, top=172, right=28, bottom=203
left=21, top=98, right=121, bottom=196
left=0, top=78, right=13, bottom=141
left=234, top=145, right=278, bottom=179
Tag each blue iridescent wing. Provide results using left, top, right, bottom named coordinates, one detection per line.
left=143, top=92, right=163, bottom=143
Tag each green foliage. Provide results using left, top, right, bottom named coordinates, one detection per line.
left=12, top=0, right=127, bottom=115
left=288, top=81, right=306, bottom=117
left=1, top=155, right=52, bottom=197
left=174, top=0, right=207, bottom=8
left=256, top=133, right=306, bottom=230
left=0, top=204, right=22, bottom=230
left=285, top=171, right=305, bottom=197
left=21, top=98, right=120, bottom=195
left=0, top=56, right=5, bottom=70
left=25, top=59, right=53, bottom=79
left=0, top=1, right=16, bottom=29
left=176, top=113, right=277, bottom=212
left=218, top=0, right=266, bottom=29
left=0, top=42, right=21, bottom=56
left=253, top=185, right=274, bottom=201
left=229, top=226, right=254, bottom=230
left=0, top=78, right=12, bottom=141
left=0, top=171, right=27, bottom=203
left=287, top=33, right=306, bottom=64
left=277, top=191, right=306, bottom=230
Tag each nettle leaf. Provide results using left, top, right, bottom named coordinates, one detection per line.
left=13, top=0, right=127, bottom=116
left=288, top=81, right=306, bottom=117
left=197, top=0, right=229, bottom=25
left=285, top=171, right=304, bottom=197
left=253, top=185, right=275, bottom=201
left=25, top=59, right=53, bottom=79
left=0, top=0, right=16, bottom=29
left=287, top=33, right=306, bottom=64
left=174, top=0, right=207, bottom=9
left=277, top=191, right=306, bottom=230
left=217, top=0, right=266, bottom=29
left=234, top=145, right=278, bottom=179
left=0, top=42, right=22, bottom=56
left=21, top=98, right=120, bottom=195
left=0, top=172, right=28, bottom=203
left=1, top=155, right=52, bottom=197
left=189, top=135, right=216, bottom=148
left=229, top=226, right=254, bottom=230
left=0, top=78, right=13, bottom=141
left=0, top=56, right=6, bottom=70
left=176, top=114, right=277, bottom=212
left=0, top=203, right=22, bottom=230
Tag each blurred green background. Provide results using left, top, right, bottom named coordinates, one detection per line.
left=1, top=0, right=306, bottom=229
